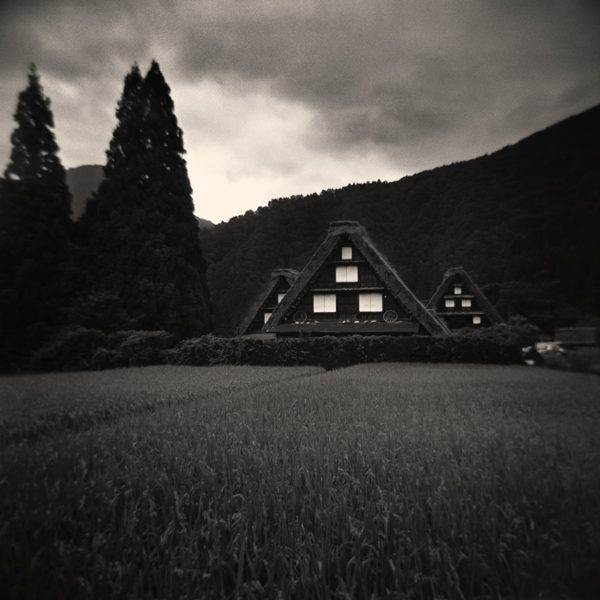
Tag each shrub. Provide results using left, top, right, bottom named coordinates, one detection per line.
left=30, top=328, right=175, bottom=372
left=30, top=328, right=107, bottom=371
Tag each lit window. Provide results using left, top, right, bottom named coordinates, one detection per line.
left=336, top=265, right=358, bottom=283
left=314, top=294, right=336, bottom=313
left=454, top=286, right=462, bottom=295
left=341, top=247, right=352, bottom=260
left=461, top=299, right=472, bottom=308
left=359, top=293, right=383, bottom=312
left=473, top=316, right=481, bottom=324
left=277, top=293, right=286, bottom=303
left=445, top=299, right=455, bottom=308
left=263, top=312, right=272, bottom=324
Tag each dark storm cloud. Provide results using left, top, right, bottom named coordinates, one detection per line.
left=1, top=0, right=600, bottom=178
left=165, top=0, right=600, bottom=166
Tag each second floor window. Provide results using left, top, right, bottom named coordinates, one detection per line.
left=341, top=247, right=352, bottom=260
left=445, top=299, right=455, bottom=308
left=336, top=265, right=358, bottom=283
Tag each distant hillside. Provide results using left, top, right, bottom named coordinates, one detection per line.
left=65, top=165, right=215, bottom=230
left=202, top=104, right=600, bottom=335
left=66, top=165, right=104, bottom=219
left=196, top=217, right=215, bottom=230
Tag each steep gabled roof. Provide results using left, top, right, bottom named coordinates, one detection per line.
left=427, top=266, right=504, bottom=324
left=267, top=221, right=450, bottom=336
left=238, top=268, right=299, bottom=336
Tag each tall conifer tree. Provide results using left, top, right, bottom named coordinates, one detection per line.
left=0, top=65, right=73, bottom=369
left=79, top=62, right=212, bottom=338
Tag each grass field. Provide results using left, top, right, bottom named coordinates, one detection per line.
left=1, top=363, right=599, bottom=599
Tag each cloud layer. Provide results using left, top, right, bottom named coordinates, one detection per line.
left=1, top=0, right=599, bottom=222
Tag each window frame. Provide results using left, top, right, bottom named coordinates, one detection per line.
left=359, top=292, right=383, bottom=312
left=313, top=293, right=337, bottom=313
left=336, top=265, right=358, bottom=283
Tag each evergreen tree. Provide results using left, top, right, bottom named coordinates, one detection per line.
left=77, top=61, right=212, bottom=338
left=0, top=65, right=73, bottom=369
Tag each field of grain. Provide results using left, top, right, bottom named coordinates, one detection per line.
left=1, top=363, right=599, bottom=599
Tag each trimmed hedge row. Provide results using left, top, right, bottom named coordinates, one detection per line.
left=29, top=324, right=533, bottom=372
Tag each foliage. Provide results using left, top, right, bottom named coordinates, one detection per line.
left=1, top=364, right=599, bottom=598
left=201, top=105, right=600, bottom=334
left=0, top=65, right=73, bottom=370
left=544, top=346, right=600, bottom=374
left=28, top=322, right=531, bottom=372
left=75, top=61, right=213, bottom=339
left=30, top=328, right=176, bottom=372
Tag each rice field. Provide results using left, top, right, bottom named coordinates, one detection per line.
left=1, top=363, right=599, bottom=599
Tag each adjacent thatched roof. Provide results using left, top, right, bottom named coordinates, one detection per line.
left=238, top=268, right=299, bottom=336
left=266, top=221, right=450, bottom=336
left=427, top=266, right=504, bottom=324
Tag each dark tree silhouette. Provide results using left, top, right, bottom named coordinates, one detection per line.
left=0, top=65, right=73, bottom=369
left=76, top=62, right=213, bottom=338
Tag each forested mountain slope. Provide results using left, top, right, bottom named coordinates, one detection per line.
left=66, top=165, right=104, bottom=219
left=201, top=105, right=600, bottom=335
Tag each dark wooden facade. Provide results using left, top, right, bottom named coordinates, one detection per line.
left=427, top=267, right=504, bottom=331
left=265, top=222, right=449, bottom=337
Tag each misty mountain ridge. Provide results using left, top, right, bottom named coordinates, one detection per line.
left=65, top=164, right=215, bottom=229
left=201, top=104, right=600, bottom=335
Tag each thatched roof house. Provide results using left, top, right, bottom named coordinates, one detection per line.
left=427, top=266, right=504, bottom=330
left=265, top=221, right=450, bottom=337
left=238, top=268, right=299, bottom=336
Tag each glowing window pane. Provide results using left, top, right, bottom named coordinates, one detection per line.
left=341, top=247, right=352, bottom=260
left=462, top=299, right=472, bottom=307
left=336, top=266, right=358, bottom=282
left=263, top=312, right=272, bottom=324
left=359, top=293, right=383, bottom=312
left=445, top=299, right=455, bottom=308
left=314, top=294, right=336, bottom=313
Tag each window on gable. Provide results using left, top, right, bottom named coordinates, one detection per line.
left=341, top=246, right=352, bottom=260
left=314, top=294, right=336, bottom=313
left=277, top=293, right=286, bottom=303
left=461, top=299, right=472, bottom=308
left=263, top=312, right=272, bottom=324
left=359, top=293, right=383, bottom=312
left=454, top=286, right=462, bottom=295
left=473, top=316, right=481, bottom=324
left=336, top=265, right=358, bottom=283
left=445, top=299, right=455, bottom=308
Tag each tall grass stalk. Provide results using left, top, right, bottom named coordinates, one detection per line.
left=1, top=364, right=599, bottom=598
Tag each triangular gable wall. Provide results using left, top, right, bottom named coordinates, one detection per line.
left=427, top=266, right=504, bottom=330
left=238, top=269, right=299, bottom=336
left=266, top=221, right=450, bottom=336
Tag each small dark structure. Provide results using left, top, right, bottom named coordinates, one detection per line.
left=264, top=221, right=450, bottom=337
left=427, top=266, right=504, bottom=331
left=238, top=269, right=299, bottom=336
left=554, top=328, right=600, bottom=348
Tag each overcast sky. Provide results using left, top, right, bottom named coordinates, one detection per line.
left=1, top=0, right=599, bottom=223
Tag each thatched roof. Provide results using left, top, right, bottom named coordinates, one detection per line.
left=238, top=269, right=299, bottom=336
left=266, top=221, right=450, bottom=336
left=427, top=266, right=504, bottom=324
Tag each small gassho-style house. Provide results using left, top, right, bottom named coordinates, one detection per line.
left=238, top=268, right=299, bottom=336
left=427, top=266, right=504, bottom=331
left=262, top=221, right=450, bottom=337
